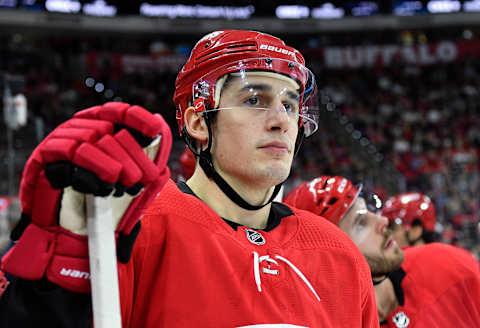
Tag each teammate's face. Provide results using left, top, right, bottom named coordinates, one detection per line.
left=338, top=197, right=404, bottom=277
left=389, top=221, right=410, bottom=248
left=210, top=73, right=299, bottom=191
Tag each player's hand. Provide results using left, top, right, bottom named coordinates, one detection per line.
left=1, top=102, right=172, bottom=292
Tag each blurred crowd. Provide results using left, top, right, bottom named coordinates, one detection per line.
left=0, top=29, right=479, bottom=258
left=313, top=60, right=480, bottom=256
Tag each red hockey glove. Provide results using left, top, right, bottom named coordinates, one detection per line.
left=1, top=102, right=172, bottom=293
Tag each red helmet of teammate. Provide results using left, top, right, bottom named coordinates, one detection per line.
left=173, top=29, right=319, bottom=139
left=283, top=176, right=361, bottom=225
left=179, top=147, right=196, bottom=180
left=381, top=192, right=436, bottom=231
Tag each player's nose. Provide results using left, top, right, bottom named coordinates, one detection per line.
left=375, top=214, right=389, bottom=234
left=266, top=99, right=291, bottom=132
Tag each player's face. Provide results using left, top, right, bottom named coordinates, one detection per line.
left=389, top=221, right=410, bottom=248
left=339, top=197, right=405, bottom=277
left=210, top=73, right=299, bottom=191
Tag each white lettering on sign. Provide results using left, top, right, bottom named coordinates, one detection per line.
left=324, top=41, right=458, bottom=68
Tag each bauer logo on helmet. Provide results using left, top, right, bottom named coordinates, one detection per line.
left=259, top=44, right=296, bottom=57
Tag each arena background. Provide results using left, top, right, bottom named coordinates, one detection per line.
left=1, top=0, right=479, bottom=259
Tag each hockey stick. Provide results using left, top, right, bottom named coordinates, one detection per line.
left=87, top=194, right=122, bottom=328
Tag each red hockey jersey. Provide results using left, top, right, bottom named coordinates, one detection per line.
left=383, top=243, right=480, bottom=328
left=117, top=180, right=379, bottom=327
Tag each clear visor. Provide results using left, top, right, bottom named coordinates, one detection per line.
left=192, top=58, right=319, bottom=137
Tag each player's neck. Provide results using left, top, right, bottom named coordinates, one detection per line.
left=374, top=277, right=399, bottom=322
left=187, top=168, right=272, bottom=229
left=412, top=239, right=425, bottom=247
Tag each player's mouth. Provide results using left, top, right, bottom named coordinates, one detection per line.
left=258, top=141, right=290, bottom=155
left=383, top=236, right=395, bottom=250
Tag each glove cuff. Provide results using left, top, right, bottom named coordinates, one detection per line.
left=2, top=224, right=55, bottom=280
left=1, top=222, right=143, bottom=293
left=1, top=224, right=92, bottom=293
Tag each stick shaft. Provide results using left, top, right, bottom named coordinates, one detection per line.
left=87, top=195, right=122, bottom=328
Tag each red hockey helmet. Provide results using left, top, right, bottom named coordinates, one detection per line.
left=179, top=146, right=196, bottom=180
left=381, top=192, right=436, bottom=231
left=283, top=176, right=361, bottom=225
left=173, top=29, right=319, bottom=138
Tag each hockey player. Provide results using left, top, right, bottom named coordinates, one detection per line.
left=285, top=176, right=480, bottom=327
left=381, top=192, right=438, bottom=248
left=283, top=176, right=405, bottom=281
left=0, top=30, right=378, bottom=327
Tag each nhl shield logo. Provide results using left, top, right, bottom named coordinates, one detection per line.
left=392, top=311, right=410, bottom=328
left=245, top=228, right=266, bottom=245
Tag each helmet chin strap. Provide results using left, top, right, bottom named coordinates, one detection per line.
left=197, top=114, right=282, bottom=211
left=372, top=274, right=389, bottom=286
left=199, top=151, right=282, bottom=211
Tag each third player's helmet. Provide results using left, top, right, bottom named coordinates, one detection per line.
left=381, top=192, right=436, bottom=231
left=283, top=176, right=361, bottom=225
left=179, top=146, right=196, bottom=180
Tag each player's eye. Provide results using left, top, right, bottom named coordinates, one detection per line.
left=247, top=96, right=259, bottom=106
left=355, top=215, right=368, bottom=228
left=283, top=101, right=299, bottom=114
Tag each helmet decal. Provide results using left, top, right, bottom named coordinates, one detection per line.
left=259, top=44, right=297, bottom=58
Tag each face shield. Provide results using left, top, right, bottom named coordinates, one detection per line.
left=191, top=58, right=319, bottom=138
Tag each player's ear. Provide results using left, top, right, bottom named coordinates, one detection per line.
left=408, top=224, right=423, bottom=242
left=184, top=106, right=209, bottom=145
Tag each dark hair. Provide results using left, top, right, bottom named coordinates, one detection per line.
left=411, top=219, right=438, bottom=244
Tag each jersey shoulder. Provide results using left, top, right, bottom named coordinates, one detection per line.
left=404, top=243, right=478, bottom=272
left=146, top=179, right=217, bottom=221
left=286, top=206, right=374, bottom=292
left=287, top=206, right=358, bottom=250
left=137, top=179, right=228, bottom=241
left=402, top=243, right=480, bottom=294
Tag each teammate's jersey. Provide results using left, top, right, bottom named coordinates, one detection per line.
left=383, top=243, right=480, bottom=328
left=117, top=180, right=379, bottom=327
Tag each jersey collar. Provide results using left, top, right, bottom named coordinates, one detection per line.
left=389, top=267, right=406, bottom=306
left=177, top=181, right=293, bottom=232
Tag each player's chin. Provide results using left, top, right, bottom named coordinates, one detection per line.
left=384, top=249, right=404, bottom=268
left=259, top=166, right=289, bottom=184
left=272, top=162, right=291, bottom=177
